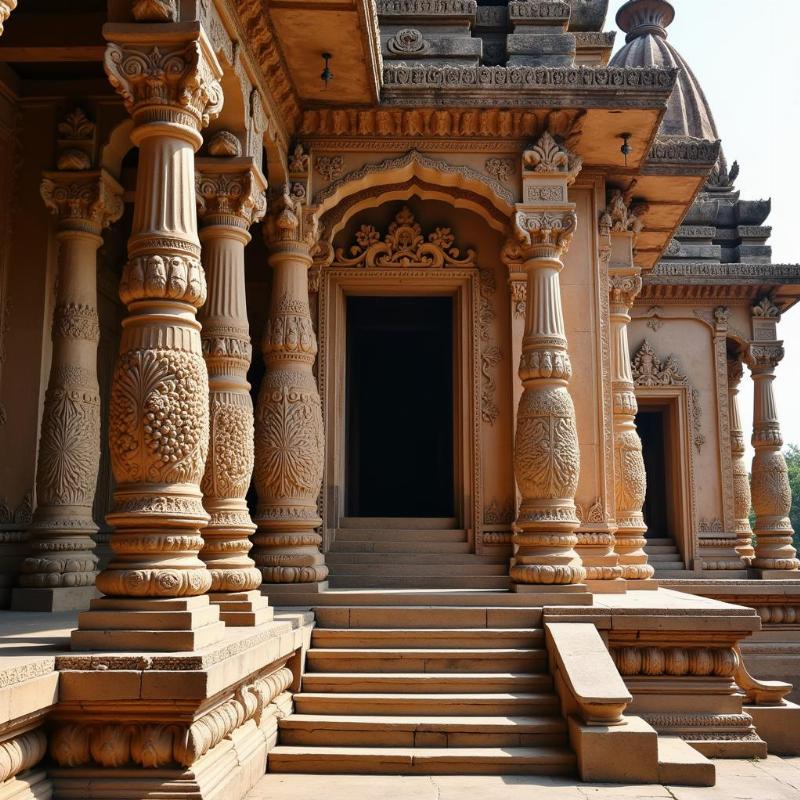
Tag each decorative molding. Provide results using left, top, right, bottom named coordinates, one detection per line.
left=0, top=493, right=32, bottom=527
left=299, top=108, right=584, bottom=143
left=647, top=136, right=721, bottom=166
left=207, top=130, right=242, bottom=158
left=611, top=646, right=738, bottom=678
left=478, top=267, right=501, bottom=425
left=0, top=728, right=47, bottom=783
left=378, top=0, right=476, bottom=13
left=381, top=65, right=678, bottom=105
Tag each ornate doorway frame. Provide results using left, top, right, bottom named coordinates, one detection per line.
left=318, top=267, right=483, bottom=553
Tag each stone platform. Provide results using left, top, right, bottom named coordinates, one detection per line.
left=246, top=756, right=800, bottom=800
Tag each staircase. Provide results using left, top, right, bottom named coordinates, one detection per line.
left=268, top=603, right=576, bottom=775
left=326, top=528, right=511, bottom=590
left=644, top=537, right=694, bottom=578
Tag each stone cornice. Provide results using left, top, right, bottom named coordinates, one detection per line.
left=645, top=262, right=800, bottom=286
left=378, top=0, right=477, bottom=17
left=380, top=65, right=679, bottom=107
left=643, top=136, right=721, bottom=176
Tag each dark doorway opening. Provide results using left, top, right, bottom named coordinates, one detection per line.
left=637, top=409, right=668, bottom=539
left=346, top=296, right=455, bottom=518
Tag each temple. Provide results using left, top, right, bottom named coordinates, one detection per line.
left=1, top=0, right=800, bottom=796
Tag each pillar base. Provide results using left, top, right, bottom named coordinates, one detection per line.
left=625, top=578, right=660, bottom=591
left=586, top=578, right=627, bottom=594
left=71, top=595, right=226, bottom=652
left=209, top=590, right=273, bottom=626
left=749, top=568, right=800, bottom=581
left=11, top=585, right=98, bottom=612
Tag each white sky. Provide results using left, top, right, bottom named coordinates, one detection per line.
left=608, top=0, right=800, bottom=459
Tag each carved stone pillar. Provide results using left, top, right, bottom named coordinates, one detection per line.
left=195, top=146, right=272, bottom=625
left=0, top=1, right=16, bottom=36
left=745, top=301, right=799, bottom=576
left=608, top=271, right=654, bottom=582
left=503, top=133, right=585, bottom=590
left=252, top=189, right=328, bottom=591
left=728, top=356, right=754, bottom=561
left=12, top=171, right=123, bottom=612
left=72, top=26, right=228, bottom=651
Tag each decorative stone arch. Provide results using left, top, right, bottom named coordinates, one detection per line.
left=312, top=149, right=516, bottom=242
left=631, top=339, right=700, bottom=569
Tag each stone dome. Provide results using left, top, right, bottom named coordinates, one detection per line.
left=610, top=0, right=718, bottom=140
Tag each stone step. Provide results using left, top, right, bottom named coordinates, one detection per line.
left=306, top=647, right=547, bottom=673
left=647, top=562, right=686, bottom=570
left=652, top=570, right=698, bottom=579
left=645, top=538, right=677, bottom=547
left=647, top=554, right=685, bottom=563
left=326, top=552, right=509, bottom=565
left=311, top=628, right=544, bottom=649
left=278, top=714, right=568, bottom=747
left=328, top=563, right=509, bottom=577
left=328, top=575, right=511, bottom=590
left=644, top=546, right=681, bottom=555
left=312, top=605, right=544, bottom=629
left=294, top=692, right=561, bottom=716
left=301, top=672, right=554, bottom=694
left=268, top=745, right=576, bottom=775
left=331, top=541, right=474, bottom=554
left=333, top=529, right=468, bottom=542
left=275, top=589, right=592, bottom=608
left=657, top=736, right=715, bottom=786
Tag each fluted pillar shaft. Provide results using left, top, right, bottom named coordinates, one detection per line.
left=72, top=27, right=226, bottom=651
left=195, top=155, right=272, bottom=624
left=746, top=342, right=799, bottom=574
left=609, top=271, right=654, bottom=580
left=727, top=357, right=754, bottom=560
left=252, top=191, right=327, bottom=587
left=14, top=172, right=122, bottom=610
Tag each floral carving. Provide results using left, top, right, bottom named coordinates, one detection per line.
left=599, top=188, right=647, bottom=238
left=515, top=388, right=580, bottom=500
left=522, top=131, right=582, bottom=180
left=387, top=28, right=428, bottom=54
left=119, top=254, right=207, bottom=307
left=314, top=155, right=344, bottom=182
left=37, top=390, right=100, bottom=507
left=202, top=400, right=254, bottom=499
left=255, top=384, right=324, bottom=500
left=53, top=303, right=100, bottom=341
left=109, top=350, right=208, bottom=485
left=132, top=0, right=177, bottom=20
left=485, top=157, right=513, bottom=182
left=334, top=206, right=476, bottom=268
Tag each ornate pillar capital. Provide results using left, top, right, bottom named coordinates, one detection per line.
left=263, top=188, right=319, bottom=262
left=0, top=0, right=16, bottom=36
left=40, top=169, right=124, bottom=236
left=608, top=272, right=643, bottom=311
left=745, top=342, right=784, bottom=373
left=103, top=25, right=223, bottom=140
left=196, top=153, right=267, bottom=235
